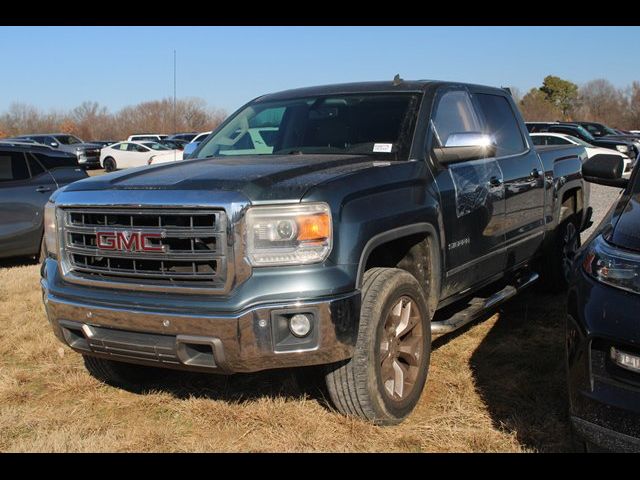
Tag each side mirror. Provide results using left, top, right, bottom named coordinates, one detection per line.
left=433, top=133, right=497, bottom=165
left=583, top=153, right=629, bottom=188
left=50, top=142, right=58, bottom=148
left=593, top=130, right=602, bottom=137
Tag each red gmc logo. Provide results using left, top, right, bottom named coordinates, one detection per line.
left=96, top=231, right=165, bottom=252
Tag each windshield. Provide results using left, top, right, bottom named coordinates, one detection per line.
left=195, top=93, right=420, bottom=159
left=142, top=142, right=171, bottom=150
left=574, top=125, right=596, bottom=142
left=54, top=135, right=83, bottom=145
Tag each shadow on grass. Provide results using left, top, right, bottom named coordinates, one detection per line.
left=108, top=363, right=332, bottom=408
left=0, top=256, right=39, bottom=269
left=448, top=290, right=572, bottom=452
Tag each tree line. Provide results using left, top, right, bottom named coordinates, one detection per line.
left=0, top=98, right=227, bottom=141
left=514, top=76, right=640, bottom=129
left=1, top=76, right=639, bottom=141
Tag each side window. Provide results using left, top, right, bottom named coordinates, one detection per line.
left=530, top=136, right=546, bottom=146
left=475, top=93, right=526, bottom=156
left=0, top=152, right=30, bottom=182
left=547, top=136, right=570, bottom=145
left=119, top=143, right=130, bottom=151
left=27, top=156, right=46, bottom=176
left=432, top=90, right=482, bottom=146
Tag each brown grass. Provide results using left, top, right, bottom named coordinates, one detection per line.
left=0, top=257, right=573, bottom=452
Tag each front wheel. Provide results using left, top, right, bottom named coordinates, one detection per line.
left=325, top=268, right=431, bottom=425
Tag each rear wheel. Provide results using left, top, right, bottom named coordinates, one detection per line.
left=83, top=355, right=167, bottom=388
left=103, top=157, right=117, bottom=173
left=324, top=268, right=431, bottom=425
left=540, top=214, right=581, bottom=293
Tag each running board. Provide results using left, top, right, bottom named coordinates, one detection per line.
left=431, top=271, right=539, bottom=337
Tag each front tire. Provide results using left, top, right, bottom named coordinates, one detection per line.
left=83, top=355, right=167, bottom=388
left=103, top=157, right=117, bottom=173
left=325, top=268, right=431, bottom=425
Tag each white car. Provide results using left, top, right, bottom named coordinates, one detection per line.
left=147, top=150, right=184, bottom=166
left=100, top=141, right=181, bottom=172
left=126, top=134, right=169, bottom=142
left=530, top=132, right=633, bottom=178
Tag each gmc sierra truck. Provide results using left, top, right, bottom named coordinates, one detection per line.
left=41, top=80, right=594, bottom=424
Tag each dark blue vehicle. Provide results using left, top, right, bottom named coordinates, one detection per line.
left=41, top=80, right=596, bottom=424
left=568, top=155, right=640, bottom=451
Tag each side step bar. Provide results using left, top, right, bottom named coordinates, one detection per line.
left=431, top=271, right=539, bottom=337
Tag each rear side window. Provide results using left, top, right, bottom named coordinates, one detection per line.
left=0, top=152, right=30, bottom=182
left=531, top=136, right=545, bottom=146
left=475, top=93, right=526, bottom=156
left=31, top=152, right=77, bottom=170
left=432, top=90, right=482, bottom=146
left=546, top=136, right=570, bottom=146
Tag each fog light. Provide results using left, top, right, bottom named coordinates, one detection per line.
left=289, top=314, right=312, bottom=337
left=611, top=347, right=640, bottom=373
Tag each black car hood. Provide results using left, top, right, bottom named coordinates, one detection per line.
left=75, top=143, right=103, bottom=150
left=64, top=154, right=382, bottom=202
left=610, top=192, right=640, bottom=252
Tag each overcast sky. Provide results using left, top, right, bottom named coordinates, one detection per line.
left=1, top=26, right=638, bottom=115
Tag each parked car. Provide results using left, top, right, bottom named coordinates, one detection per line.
left=530, top=132, right=633, bottom=177
left=526, top=122, right=640, bottom=160
left=126, top=134, right=169, bottom=142
left=0, top=143, right=87, bottom=260
left=166, top=132, right=197, bottom=142
left=183, top=131, right=212, bottom=159
left=147, top=149, right=184, bottom=165
left=563, top=121, right=640, bottom=143
left=41, top=79, right=593, bottom=424
left=14, top=133, right=102, bottom=169
left=100, top=141, right=179, bottom=172
left=568, top=155, right=640, bottom=452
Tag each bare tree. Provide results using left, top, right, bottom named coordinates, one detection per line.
left=577, top=79, right=626, bottom=127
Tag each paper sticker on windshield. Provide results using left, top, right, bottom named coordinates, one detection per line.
left=373, top=143, right=393, bottom=153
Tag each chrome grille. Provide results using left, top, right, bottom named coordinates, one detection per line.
left=60, top=208, right=227, bottom=290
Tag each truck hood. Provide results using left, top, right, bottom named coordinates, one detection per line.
left=610, top=192, right=640, bottom=252
left=63, top=154, right=383, bottom=202
left=72, top=143, right=103, bottom=151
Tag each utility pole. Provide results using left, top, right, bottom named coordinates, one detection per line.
left=173, top=49, right=176, bottom=134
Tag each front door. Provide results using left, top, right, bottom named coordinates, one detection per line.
left=429, top=88, right=506, bottom=298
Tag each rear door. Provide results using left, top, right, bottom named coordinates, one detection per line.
left=473, top=90, right=545, bottom=267
left=0, top=150, right=55, bottom=257
left=429, top=88, right=506, bottom=298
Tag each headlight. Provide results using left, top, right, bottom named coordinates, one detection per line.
left=583, top=235, right=640, bottom=294
left=44, top=201, right=58, bottom=258
left=616, top=145, right=629, bottom=153
left=245, top=203, right=332, bottom=266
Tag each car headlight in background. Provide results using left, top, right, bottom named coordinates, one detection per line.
left=245, top=203, right=332, bottom=266
left=616, top=145, right=629, bottom=154
left=44, top=201, right=58, bottom=258
left=583, top=235, right=640, bottom=294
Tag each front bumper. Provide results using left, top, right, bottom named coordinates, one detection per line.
left=42, top=281, right=360, bottom=374
left=567, top=267, right=640, bottom=451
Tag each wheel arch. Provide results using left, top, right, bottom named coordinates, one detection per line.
left=356, top=223, right=441, bottom=314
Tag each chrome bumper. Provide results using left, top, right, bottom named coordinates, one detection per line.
left=42, top=283, right=360, bottom=374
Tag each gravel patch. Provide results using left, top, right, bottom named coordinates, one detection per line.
left=582, top=183, right=624, bottom=241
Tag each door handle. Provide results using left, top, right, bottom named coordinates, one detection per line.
left=488, top=176, right=502, bottom=187
left=530, top=168, right=541, bottom=178
left=35, top=186, right=52, bottom=193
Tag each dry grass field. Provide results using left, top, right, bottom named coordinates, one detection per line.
left=0, top=176, right=618, bottom=452
left=0, top=259, right=571, bottom=452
